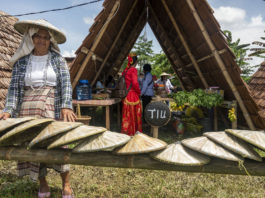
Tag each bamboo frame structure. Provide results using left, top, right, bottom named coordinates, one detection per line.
left=106, top=10, right=146, bottom=77
left=148, top=4, right=185, bottom=91
left=186, top=0, right=255, bottom=130
left=184, top=49, right=227, bottom=68
left=161, top=0, right=208, bottom=89
left=0, top=147, right=265, bottom=176
left=91, top=0, right=139, bottom=87
left=72, top=0, right=120, bottom=89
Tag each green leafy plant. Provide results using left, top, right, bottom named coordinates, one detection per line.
left=170, top=89, right=223, bottom=108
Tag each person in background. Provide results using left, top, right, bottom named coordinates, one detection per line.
left=156, top=72, right=174, bottom=94
left=141, top=64, right=154, bottom=117
left=121, top=53, right=142, bottom=136
left=0, top=19, right=75, bottom=198
left=105, top=75, right=116, bottom=88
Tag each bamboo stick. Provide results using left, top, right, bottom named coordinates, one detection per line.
left=0, top=147, right=265, bottom=176
left=161, top=0, right=208, bottom=89
left=91, top=0, right=139, bottom=87
left=72, top=1, right=120, bottom=89
left=106, top=10, right=146, bottom=77
left=184, top=49, right=227, bottom=68
left=148, top=4, right=185, bottom=91
left=186, top=0, right=255, bottom=130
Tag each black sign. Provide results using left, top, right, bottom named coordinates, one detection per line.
left=144, top=101, right=171, bottom=127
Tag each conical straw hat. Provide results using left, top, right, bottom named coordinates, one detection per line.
left=0, top=119, right=53, bottom=146
left=225, top=129, right=265, bottom=151
left=73, top=131, right=131, bottom=153
left=14, top=19, right=66, bottom=44
left=204, top=131, right=261, bottom=161
left=48, top=125, right=107, bottom=149
left=115, top=132, right=167, bottom=155
left=151, top=142, right=210, bottom=166
left=28, top=121, right=83, bottom=148
left=181, top=136, right=242, bottom=161
left=0, top=117, right=35, bottom=134
left=160, top=72, right=170, bottom=76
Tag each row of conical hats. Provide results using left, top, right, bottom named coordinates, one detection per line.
left=0, top=118, right=265, bottom=166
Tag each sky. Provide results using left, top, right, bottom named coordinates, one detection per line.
left=0, top=0, right=264, bottom=67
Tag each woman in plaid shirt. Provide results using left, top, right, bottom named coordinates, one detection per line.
left=0, top=19, right=76, bottom=198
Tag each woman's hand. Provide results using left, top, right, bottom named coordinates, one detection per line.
left=0, top=112, right=11, bottom=120
left=61, top=108, right=77, bottom=122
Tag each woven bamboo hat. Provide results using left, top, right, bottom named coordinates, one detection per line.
left=14, top=19, right=66, bottom=44
left=160, top=72, right=170, bottom=77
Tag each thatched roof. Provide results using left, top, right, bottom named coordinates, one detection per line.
left=0, top=11, right=22, bottom=111
left=248, top=61, right=265, bottom=120
left=70, top=0, right=265, bottom=130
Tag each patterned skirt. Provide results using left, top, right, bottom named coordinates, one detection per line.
left=17, top=87, right=70, bottom=181
left=121, top=97, right=142, bottom=136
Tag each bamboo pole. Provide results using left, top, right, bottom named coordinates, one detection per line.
left=72, top=1, right=120, bottom=89
left=0, top=147, right=265, bottom=176
left=148, top=4, right=185, bottom=91
left=161, top=0, right=208, bottom=89
left=186, top=0, right=255, bottom=130
left=106, top=10, right=146, bottom=77
left=184, top=49, right=227, bottom=68
left=91, top=0, right=139, bottom=87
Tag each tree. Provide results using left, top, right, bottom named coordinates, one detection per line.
left=151, top=52, right=179, bottom=86
left=132, top=35, right=154, bottom=73
left=249, top=30, right=265, bottom=59
left=223, top=30, right=257, bottom=81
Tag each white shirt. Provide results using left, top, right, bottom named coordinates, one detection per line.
left=156, top=79, right=174, bottom=93
left=25, top=54, right=56, bottom=87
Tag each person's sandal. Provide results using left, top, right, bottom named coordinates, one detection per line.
left=38, top=191, right=51, bottom=198
left=62, top=187, right=74, bottom=198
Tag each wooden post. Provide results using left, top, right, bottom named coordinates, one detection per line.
left=77, top=104, right=81, bottom=118
left=91, top=0, right=139, bottom=87
left=161, top=0, right=208, bottom=89
left=106, top=106, right=110, bottom=130
left=1, top=147, right=265, bottom=176
left=117, top=102, right=121, bottom=128
left=232, top=100, right=237, bottom=129
left=151, top=126, right=159, bottom=138
left=214, top=107, right=218, bottom=131
left=72, top=1, right=120, bottom=89
left=186, top=0, right=255, bottom=130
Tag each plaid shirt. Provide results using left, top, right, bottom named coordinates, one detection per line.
left=3, top=51, right=73, bottom=119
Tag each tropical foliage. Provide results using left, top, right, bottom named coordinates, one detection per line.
left=249, top=30, right=265, bottom=58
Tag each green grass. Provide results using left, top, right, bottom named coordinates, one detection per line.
left=1, top=107, right=265, bottom=197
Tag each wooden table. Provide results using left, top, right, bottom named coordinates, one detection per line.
left=73, top=98, right=121, bottom=130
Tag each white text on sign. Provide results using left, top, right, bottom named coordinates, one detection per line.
left=147, top=109, right=167, bottom=119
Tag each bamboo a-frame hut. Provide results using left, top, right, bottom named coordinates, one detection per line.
left=70, top=0, right=265, bottom=130
left=0, top=11, right=22, bottom=111
left=248, top=61, right=265, bottom=120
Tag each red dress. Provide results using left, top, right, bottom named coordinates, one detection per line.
left=121, top=67, right=142, bottom=136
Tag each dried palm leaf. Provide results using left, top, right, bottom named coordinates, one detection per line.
left=181, top=136, right=242, bottom=162
left=28, top=121, right=83, bottom=148
left=48, top=125, right=106, bottom=149
left=0, top=117, right=35, bottom=134
left=115, top=132, right=167, bottom=155
left=225, top=129, right=265, bottom=151
left=151, top=142, right=210, bottom=166
left=0, top=119, right=53, bottom=146
left=204, top=131, right=261, bottom=161
left=73, top=131, right=131, bottom=152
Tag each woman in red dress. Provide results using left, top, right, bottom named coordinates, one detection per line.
left=121, top=53, right=142, bottom=136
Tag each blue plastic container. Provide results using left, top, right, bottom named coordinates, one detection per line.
left=76, top=80, right=92, bottom=100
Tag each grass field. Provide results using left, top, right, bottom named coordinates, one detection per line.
left=0, top=107, right=265, bottom=197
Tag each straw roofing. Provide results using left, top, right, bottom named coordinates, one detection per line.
left=0, top=11, right=22, bottom=111
left=248, top=61, right=265, bottom=120
left=70, top=0, right=265, bottom=129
